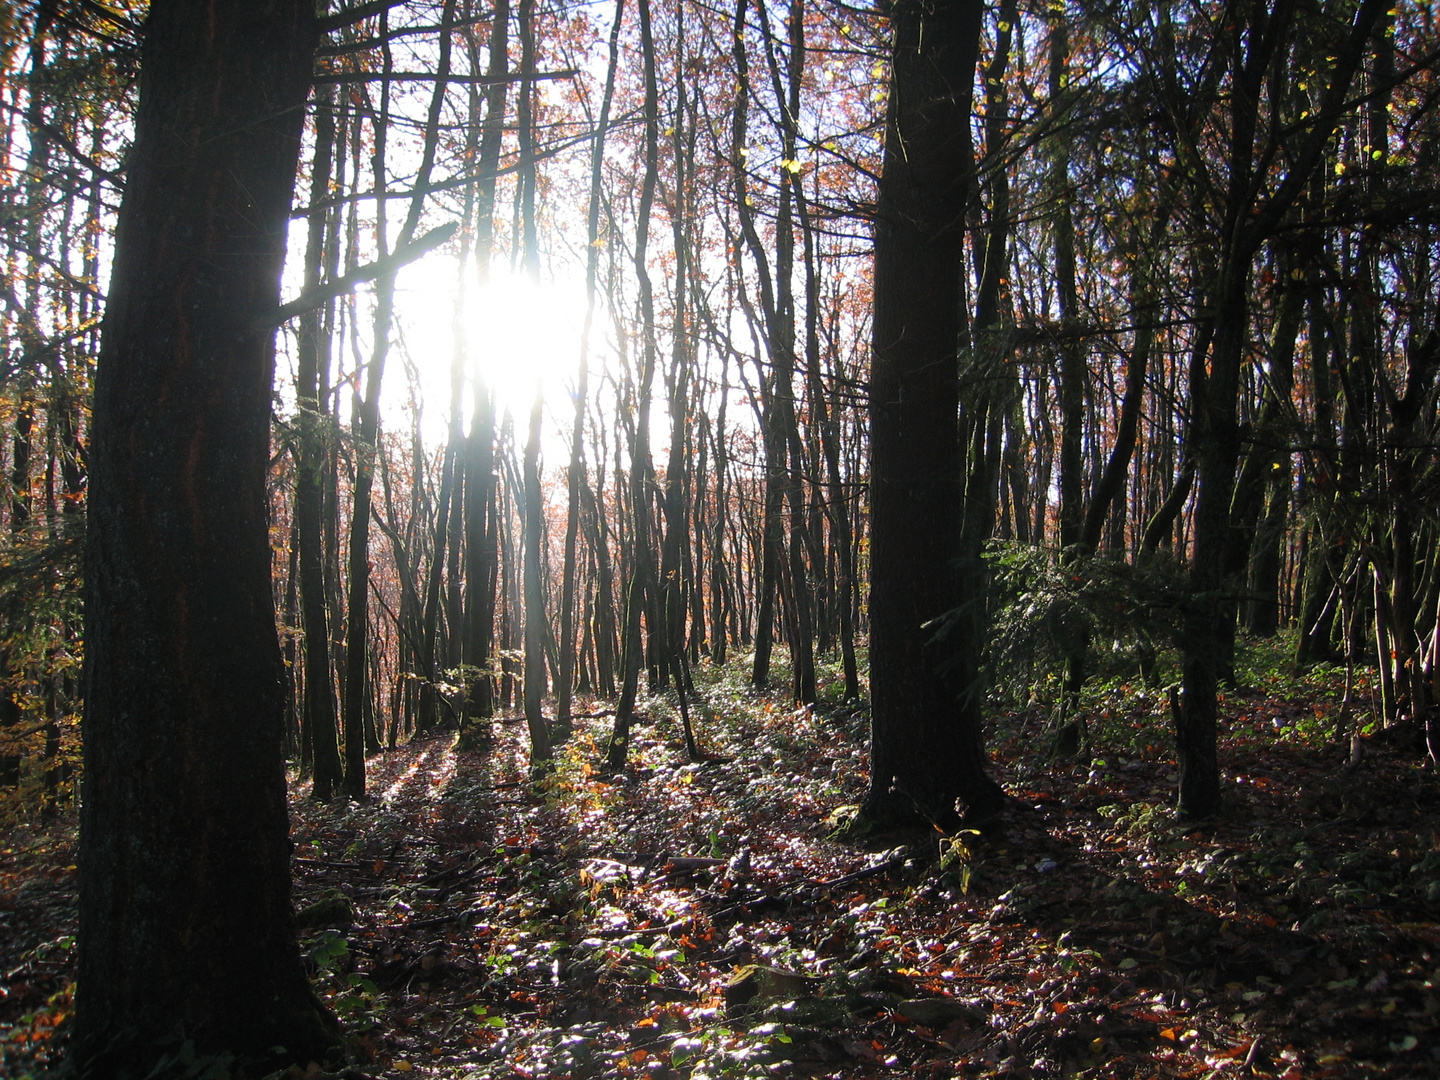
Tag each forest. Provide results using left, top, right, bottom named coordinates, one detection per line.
left=2, top=0, right=1440, bottom=1076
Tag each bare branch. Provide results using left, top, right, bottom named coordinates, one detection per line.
left=265, top=221, right=457, bottom=328
left=311, top=67, right=576, bottom=86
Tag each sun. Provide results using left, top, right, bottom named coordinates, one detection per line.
left=391, top=253, right=592, bottom=445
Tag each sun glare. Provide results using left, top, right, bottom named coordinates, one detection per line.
left=392, top=254, right=592, bottom=445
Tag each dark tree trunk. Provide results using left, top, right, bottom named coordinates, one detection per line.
left=1046, top=7, right=1089, bottom=707
left=1082, top=204, right=1172, bottom=552
left=1177, top=0, right=1383, bottom=818
left=558, top=0, right=624, bottom=733
left=659, top=10, right=695, bottom=700
left=11, top=9, right=49, bottom=541
left=462, top=0, right=510, bottom=729
left=76, top=0, right=338, bottom=1071
left=296, top=80, right=344, bottom=801
left=774, top=0, right=817, bottom=706
left=522, top=392, right=552, bottom=763
left=513, top=0, right=552, bottom=762
left=731, top=0, right=779, bottom=692
left=10, top=402, right=33, bottom=535
left=1295, top=296, right=1340, bottom=664
left=608, top=0, right=660, bottom=770
left=341, top=11, right=397, bottom=799
left=583, top=474, right=618, bottom=696
left=1049, top=9, right=1083, bottom=553
left=464, top=388, right=498, bottom=724
left=1240, top=257, right=1304, bottom=636
left=282, top=525, right=302, bottom=762
left=796, top=193, right=858, bottom=699
left=860, top=0, right=1003, bottom=831
left=709, top=357, right=731, bottom=665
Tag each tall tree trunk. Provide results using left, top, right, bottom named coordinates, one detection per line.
left=11, top=6, right=51, bottom=540
left=340, top=16, right=396, bottom=799
left=1082, top=203, right=1172, bottom=551
left=417, top=9, right=482, bottom=734
left=1177, top=0, right=1384, bottom=818
left=295, top=78, right=344, bottom=800
left=773, top=0, right=817, bottom=705
left=607, top=0, right=661, bottom=771
left=1293, top=285, right=1340, bottom=664
left=513, top=0, right=553, bottom=763
left=76, top=1, right=339, bottom=1070
left=659, top=6, right=694, bottom=699
left=1046, top=5, right=1089, bottom=709
left=709, top=353, right=731, bottom=664
left=1050, top=9, right=1083, bottom=552
left=796, top=185, right=858, bottom=699
left=342, top=1, right=455, bottom=795
left=731, top=0, right=778, bottom=690
left=858, top=0, right=1003, bottom=832
left=956, top=0, right=1015, bottom=584
left=558, top=0, right=625, bottom=732
left=1241, top=252, right=1304, bottom=636
left=522, top=393, right=552, bottom=762
left=463, top=0, right=510, bottom=730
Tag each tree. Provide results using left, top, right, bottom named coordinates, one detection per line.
left=858, top=0, right=1004, bottom=831
left=340, top=0, right=457, bottom=794
left=75, top=0, right=339, bottom=1073
left=1175, top=0, right=1385, bottom=818
left=462, top=0, right=511, bottom=731
left=607, top=0, right=662, bottom=771
left=557, top=0, right=626, bottom=731
left=295, top=76, right=345, bottom=801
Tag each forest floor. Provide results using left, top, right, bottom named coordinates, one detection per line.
left=3, top=646, right=1440, bottom=1079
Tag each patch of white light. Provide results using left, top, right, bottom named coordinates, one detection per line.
left=381, top=745, right=432, bottom=805
left=390, top=253, right=594, bottom=451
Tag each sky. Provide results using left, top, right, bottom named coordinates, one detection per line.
left=389, top=252, right=595, bottom=451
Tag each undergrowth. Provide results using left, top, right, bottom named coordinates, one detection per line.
left=2, top=640, right=1437, bottom=1079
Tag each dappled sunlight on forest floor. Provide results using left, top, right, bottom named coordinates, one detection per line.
left=3, top=662, right=1439, bottom=1078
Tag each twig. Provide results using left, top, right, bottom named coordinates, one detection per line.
left=702, top=851, right=917, bottom=924
left=396, top=913, right=463, bottom=931
left=319, top=0, right=410, bottom=32
left=312, top=68, right=577, bottom=86
left=1243, top=1036, right=1264, bottom=1073
left=816, top=852, right=914, bottom=891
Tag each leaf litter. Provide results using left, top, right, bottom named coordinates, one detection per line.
left=1, top=659, right=1438, bottom=1078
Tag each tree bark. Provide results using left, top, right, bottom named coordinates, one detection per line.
left=76, top=0, right=339, bottom=1071
left=558, top=0, right=624, bottom=731
left=295, top=79, right=345, bottom=800
left=1177, top=0, right=1384, bottom=819
left=731, top=0, right=781, bottom=692
left=1082, top=204, right=1172, bottom=551
left=462, top=0, right=510, bottom=729
left=341, top=2, right=456, bottom=791
left=522, top=391, right=552, bottom=763
left=860, top=0, right=1003, bottom=831
left=608, top=0, right=661, bottom=770
left=1049, top=8, right=1083, bottom=553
